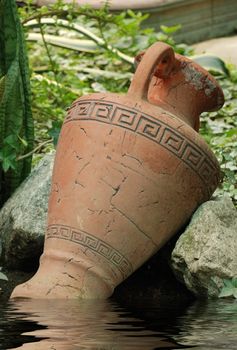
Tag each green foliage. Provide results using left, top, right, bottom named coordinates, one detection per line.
left=219, top=278, right=237, bottom=299
left=192, top=55, right=229, bottom=76
left=18, top=0, right=192, bottom=150
left=17, top=0, right=236, bottom=205
left=0, top=0, right=34, bottom=206
left=0, top=267, right=8, bottom=281
left=200, top=63, right=237, bottom=204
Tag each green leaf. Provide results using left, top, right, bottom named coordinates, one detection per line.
left=192, top=55, right=229, bottom=76
left=225, top=129, right=237, bottom=137
left=18, top=135, right=28, bottom=148
left=219, top=287, right=234, bottom=298
left=3, top=135, right=19, bottom=149
left=0, top=271, right=8, bottom=281
left=2, top=157, right=15, bottom=172
left=223, top=279, right=234, bottom=288
left=160, top=24, right=182, bottom=35
left=48, top=120, right=62, bottom=146
left=232, top=277, right=237, bottom=288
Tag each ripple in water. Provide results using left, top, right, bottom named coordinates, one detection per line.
left=0, top=297, right=237, bottom=349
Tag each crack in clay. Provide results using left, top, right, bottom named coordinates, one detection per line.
left=55, top=283, right=79, bottom=291
left=110, top=165, right=125, bottom=177
left=120, top=161, right=158, bottom=186
left=122, top=153, right=143, bottom=166
left=74, top=180, right=85, bottom=188
left=138, top=200, right=159, bottom=208
left=105, top=219, right=113, bottom=235
left=77, top=161, right=90, bottom=175
left=111, top=203, right=157, bottom=247
left=46, top=285, right=55, bottom=295
left=121, top=130, right=126, bottom=149
left=176, top=123, right=186, bottom=131
left=111, top=185, right=120, bottom=199
left=88, top=207, right=109, bottom=215
left=153, top=78, right=163, bottom=87
left=62, top=272, right=79, bottom=281
left=79, top=126, right=87, bottom=136
left=52, top=182, right=59, bottom=193
left=167, top=81, right=187, bottom=99
left=100, top=177, right=120, bottom=192
left=101, top=173, right=127, bottom=200
left=73, top=150, right=83, bottom=160
left=105, top=155, right=158, bottom=185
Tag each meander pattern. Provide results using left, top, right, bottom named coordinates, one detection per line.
left=65, top=99, right=219, bottom=196
left=46, top=224, right=133, bottom=279
left=50, top=99, right=220, bottom=280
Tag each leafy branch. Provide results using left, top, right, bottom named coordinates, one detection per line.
left=24, top=18, right=134, bottom=64
left=17, top=138, right=53, bottom=161
left=37, top=18, right=63, bottom=100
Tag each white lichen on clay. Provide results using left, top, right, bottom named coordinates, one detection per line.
left=204, top=76, right=216, bottom=96
left=182, top=63, right=216, bottom=96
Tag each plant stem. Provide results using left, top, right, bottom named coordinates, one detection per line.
left=17, top=138, right=53, bottom=161
left=25, top=18, right=134, bottom=64
left=38, top=18, right=62, bottom=100
left=22, top=10, right=68, bottom=25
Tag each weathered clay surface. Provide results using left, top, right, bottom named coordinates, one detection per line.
left=170, top=195, right=237, bottom=298
left=0, top=156, right=191, bottom=303
left=136, top=51, right=224, bottom=131
left=10, top=42, right=223, bottom=299
left=0, top=153, right=54, bottom=269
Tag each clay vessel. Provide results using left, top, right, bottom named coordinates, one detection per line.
left=11, top=42, right=224, bottom=299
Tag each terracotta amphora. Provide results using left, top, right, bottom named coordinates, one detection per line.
left=11, top=42, right=224, bottom=299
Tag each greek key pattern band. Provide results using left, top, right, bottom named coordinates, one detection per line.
left=46, top=224, right=133, bottom=279
left=65, top=99, right=219, bottom=194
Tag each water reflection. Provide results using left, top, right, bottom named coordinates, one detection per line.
left=2, top=298, right=187, bottom=350
left=1, top=298, right=237, bottom=350
left=173, top=299, right=237, bottom=350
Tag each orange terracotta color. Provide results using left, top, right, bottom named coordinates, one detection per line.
left=11, top=42, right=224, bottom=299
left=135, top=50, right=224, bottom=131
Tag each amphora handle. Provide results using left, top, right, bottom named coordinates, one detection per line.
left=128, top=42, right=175, bottom=101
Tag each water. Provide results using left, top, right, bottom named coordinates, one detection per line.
left=0, top=297, right=237, bottom=350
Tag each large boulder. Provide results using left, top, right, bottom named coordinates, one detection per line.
left=0, top=153, right=55, bottom=270
left=170, top=195, right=237, bottom=298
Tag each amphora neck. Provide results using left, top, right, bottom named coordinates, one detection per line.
left=146, top=54, right=224, bottom=131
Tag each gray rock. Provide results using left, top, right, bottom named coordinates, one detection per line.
left=171, top=195, right=237, bottom=298
left=0, top=153, right=55, bottom=269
